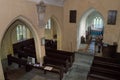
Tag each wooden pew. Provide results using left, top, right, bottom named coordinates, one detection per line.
left=94, top=56, right=119, bottom=63
left=89, top=66, right=120, bottom=80
left=93, top=56, right=120, bottom=73
left=16, top=50, right=36, bottom=59
left=45, top=48, right=75, bottom=65
left=23, top=47, right=36, bottom=54
left=57, top=50, right=75, bottom=63
left=7, top=54, right=27, bottom=67
left=43, top=56, right=69, bottom=73
left=92, top=61, right=120, bottom=72
left=13, top=38, right=35, bottom=55
left=26, top=63, right=64, bottom=80
left=12, top=38, right=73, bottom=74
left=45, top=39, right=57, bottom=49
left=13, top=38, right=36, bottom=59
left=46, top=52, right=71, bottom=67
left=87, top=56, right=120, bottom=80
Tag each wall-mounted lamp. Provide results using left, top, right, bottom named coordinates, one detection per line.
left=37, top=0, right=46, bottom=27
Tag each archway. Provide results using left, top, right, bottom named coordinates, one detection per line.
left=0, top=15, right=41, bottom=79
left=45, top=16, right=62, bottom=50
left=77, top=8, right=104, bottom=51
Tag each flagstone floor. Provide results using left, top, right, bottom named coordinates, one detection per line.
left=4, top=41, right=96, bottom=80
left=62, top=52, right=94, bottom=80
left=16, top=52, right=94, bottom=80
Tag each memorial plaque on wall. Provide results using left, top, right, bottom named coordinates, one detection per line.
left=107, top=10, right=117, bottom=25
left=69, top=10, right=77, bottom=23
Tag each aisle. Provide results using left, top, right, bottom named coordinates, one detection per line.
left=88, top=41, right=95, bottom=54
left=63, top=52, right=94, bottom=80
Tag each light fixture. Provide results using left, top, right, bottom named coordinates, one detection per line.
left=37, top=0, right=46, bottom=27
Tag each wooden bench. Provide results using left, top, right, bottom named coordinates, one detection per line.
left=93, top=60, right=120, bottom=71
left=94, top=56, right=119, bottom=63
left=46, top=52, right=71, bottom=67
left=16, top=50, right=36, bottom=59
left=13, top=38, right=36, bottom=55
left=45, top=39, right=57, bottom=49
left=87, top=56, right=120, bottom=80
left=26, top=63, right=63, bottom=80
left=12, top=38, right=36, bottom=61
left=23, top=47, right=36, bottom=54
left=89, top=66, right=120, bottom=80
left=43, top=56, right=69, bottom=72
left=46, top=48, right=75, bottom=65
left=7, top=54, right=27, bottom=67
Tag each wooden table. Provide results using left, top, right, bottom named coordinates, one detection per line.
left=26, top=63, right=63, bottom=80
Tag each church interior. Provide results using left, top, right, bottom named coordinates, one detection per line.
left=0, top=0, right=120, bottom=80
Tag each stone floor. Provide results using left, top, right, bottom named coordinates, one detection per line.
left=63, top=52, right=94, bottom=80
left=3, top=41, right=96, bottom=80
left=16, top=52, right=94, bottom=80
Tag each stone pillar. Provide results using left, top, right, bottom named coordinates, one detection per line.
left=36, top=1, right=46, bottom=66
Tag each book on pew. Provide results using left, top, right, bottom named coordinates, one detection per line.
left=33, top=64, right=40, bottom=67
left=44, top=66, right=53, bottom=71
left=27, top=56, right=35, bottom=64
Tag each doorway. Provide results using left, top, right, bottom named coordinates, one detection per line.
left=77, top=8, right=104, bottom=53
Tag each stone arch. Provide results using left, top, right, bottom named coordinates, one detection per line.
left=45, top=15, right=62, bottom=50
left=14, top=15, right=41, bottom=60
left=77, top=8, right=104, bottom=50
left=0, top=15, right=42, bottom=65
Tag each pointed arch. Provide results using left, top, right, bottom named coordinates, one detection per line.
left=45, top=15, right=62, bottom=50
left=0, top=15, right=42, bottom=63
left=0, top=15, right=42, bottom=80
left=51, top=15, right=62, bottom=50
left=77, top=8, right=104, bottom=50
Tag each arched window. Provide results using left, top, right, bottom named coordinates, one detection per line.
left=45, top=18, right=51, bottom=29
left=91, top=17, right=103, bottom=36
left=16, top=24, right=27, bottom=41
left=93, top=17, right=103, bottom=29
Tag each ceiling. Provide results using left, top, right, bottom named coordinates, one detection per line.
left=28, top=0, right=65, bottom=7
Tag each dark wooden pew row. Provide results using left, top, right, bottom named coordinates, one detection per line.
left=45, top=48, right=75, bottom=65
left=93, top=56, right=120, bottom=72
left=13, top=38, right=35, bottom=55
left=16, top=50, right=36, bottom=59
left=43, top=56, right=69, bottom=73
left=23, top=47, right=36, bottom=54
left=26, top=63, right=64, bottom=80
left=12, top=38, right=73, bottom=74
left=46, top=52, right=71, bottom=67
left=7, top=54, right=27, bottom=67
left=13, top=38, right=36, bottom=59
left=89, top=66, right=120, bottom=80
left=57, top=50, right=75, bottom=63
left=92, top=61, right=120, bottom=72
left=87, top=56, right=120, bottom=80
left=45, top=39, right=57, bottom=49
left=94, top=56, right=119, bottom=63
